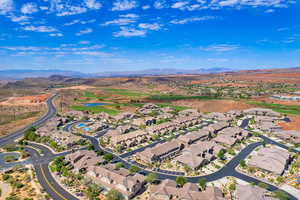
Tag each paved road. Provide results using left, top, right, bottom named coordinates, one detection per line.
left=1, top=100, right=298, bottom=200
left=0, top=95, right=57, bottom=147
left=25, top=146, right=78, bottom=200
left=0, top=95, right=79, bottom=200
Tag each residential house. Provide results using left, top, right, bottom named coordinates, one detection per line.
left=273, top=130, right=300, bottom=144
left=65, top=150, right=105, bottom=173
left=113, top=112, right=136, bottom=122
left=255, top=121, right=282, bottom=133
left=204, top=122, right=230, bottom=135
left=213, top=127, right=250, bottom=147
left=146, top=122, right=177, bottom=135
left=110, top=130, right=150, bottom=149
left=248, top=147, right=291, bottom=175
left=86, top=165, right=145, bottom=200
left=174, top=141, right=224, bottom=170
left=178, top=109, right=201, bottom=117
left=138, top=103, right=161, bottom=115
left=172, top=116, right=202, bottom=128
left=137, top=140, right=183, bottom=163
left=131, top=117, right=156, bottom=127
left=236, top=184, right=277, bottom=200
left=244, top=108, right=281, bottom=117
left=177, top=129, right=210, bottom=146
left=149, top=179, right=225, bottom=200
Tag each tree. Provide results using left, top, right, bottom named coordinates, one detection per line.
left=115, top=162, right=124, bottom=170
left=87, top=143, right=95, bottom=151
left=105, top=189, right=124, bottom=200
left=129, top=165, right=140, bottom=174
left=258, top=182, right=268, bottom=190
left=272, top=190, right=289, bottom=200
left=103, top=153, right=113, bottom=162
left=176, top=176, right=187, bottom=187
left=239, top=160, right=246, bottom=168
left=198, top=178, right=207, bottom=191
left=217, top=149, right=226, bottom=160
left=145, top=173, right=157, bottom=184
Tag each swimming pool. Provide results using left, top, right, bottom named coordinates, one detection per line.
left=84, top=103, right=109, bottom=107
left=83, top=127, right=90, bottom=132
left=76, top=123, right=86, bottom=128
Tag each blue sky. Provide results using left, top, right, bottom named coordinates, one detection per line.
left=0, top=0, right=299, bottom=73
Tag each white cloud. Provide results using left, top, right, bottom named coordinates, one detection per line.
left=76, top=28, right=93, bottom=36
left=119, top=13, right=138, bottom=18
left=154, top=0, right=167, bottom=9
left=200, top=44, right=240, bottom=52
left=40, top=6, right=49, bottom=10
left=9, top=15, right=30, bottom=23
left=170, top=16, right=217, bottom=24
left=0, top=0, right=13, bottom=15
left=102, top=14, right=139, bottom=26
left=49, top=0, right=101, bottom=16
left=171, top=1, right=189, bottom=9
left=57, top=6, right=87, bottom=16
left=102, top=18, right=137, bottom=26
left=21, top=2, right=38, bottom=14
left=79, top=40, right=90, bottom=44
left=265, top=9, right=275, bottom=13
left=114, top=27, right=146, bottom=37
left=142, top=5, right=150, bottom=10
left=64, top=19, right=96, bottom=26
left=138, top=23, right=161, bottom=30
left=2, top=44, right=110, bottom=57
left=112, top=0, right=139, bottom=11
left=22, top=25, right=57, bottom=32
left=85, top=0, right=102, bottom=9
left=49, top=33, right=63, bottom=37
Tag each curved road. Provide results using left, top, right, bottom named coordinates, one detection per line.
left=0, top=95, right=57, bottom=147
left=1, top=97, right=298, bottom=200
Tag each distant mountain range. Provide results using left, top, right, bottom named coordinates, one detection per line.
left=0, top=69, right=87, bottom=80
left=0, top=68, right=234, bottom=80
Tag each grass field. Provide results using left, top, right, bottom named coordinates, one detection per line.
left=248, top=101, right=300, bottom=115
left=71, top=105, right=120, bottom=115
left=157, top=103, right=189, bottom=112
left=83, top=91, right=97, bottom=98
left=149, top=94, right=221, bottom=101
left=103, top=88, right=148, bottom=97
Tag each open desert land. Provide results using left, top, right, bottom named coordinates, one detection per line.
left=0, top=94, right=49, bottom=136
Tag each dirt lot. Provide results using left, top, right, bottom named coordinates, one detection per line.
left=56, top=85, right=96, bottom=91
left=172, top=99, right=254, bottom=113
left=0, top=114, right=43, bottom=136
left=0, top=94, right=51, bottom=106
left=278, top=115, right=300, bottom=131
left=0, top=165, right=45, bottom=200
left=225, top=72, right=300, bottom=84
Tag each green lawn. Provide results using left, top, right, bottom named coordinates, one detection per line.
left=248, top=101, right=300, bottom=115
left=83, top=91, right=97, bottom=98
left=149, top=94, right=221, bottom=101
left=71, top=105, right=120, bottom=115
left=110, top=102, right=143, bottom=108
left=157, top=103, right=189, bottom=112
left=103, top=88, right=148, bottom=97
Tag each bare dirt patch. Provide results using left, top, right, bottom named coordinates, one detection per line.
left=0, top=115, right=42, bottom=136
left=0, top=94, right=51, bottom=106
left=278, top=115, right=300, bottom=131
left=56, top=85, right=96, bottom=91
left=172, top=99, right=254, bottom=113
